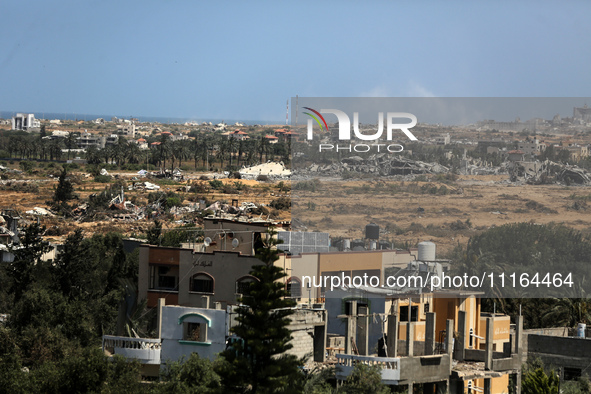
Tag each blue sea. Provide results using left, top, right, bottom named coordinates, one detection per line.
left=0, top=110, right=281, bottom=126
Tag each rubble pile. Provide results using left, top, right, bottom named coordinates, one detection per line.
left=459, top=158, right=506, bottom=176
left=305, top=154, right=449, bottom=176
left=509, top=159, right=591, bottom=185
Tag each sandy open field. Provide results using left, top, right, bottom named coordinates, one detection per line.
left=292, top=174, right=591, bottom=255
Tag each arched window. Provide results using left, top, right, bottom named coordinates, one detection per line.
left=190, top=273, right=214, bottom=294
left=236, top=276, right=257, bottom=296
left=287, top=277, right=302, bottom=299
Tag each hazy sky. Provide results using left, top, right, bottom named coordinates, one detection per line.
left=2, top=1, right=591, bottom=122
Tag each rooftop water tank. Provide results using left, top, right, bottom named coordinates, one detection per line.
left=365, top=223, right=379, bottom=240
left=418, top=241, right=436, bottom=261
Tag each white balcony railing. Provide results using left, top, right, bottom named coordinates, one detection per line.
left=102, top=335, right=161, bottom=365
left=336, top=354, right=401, bottom=383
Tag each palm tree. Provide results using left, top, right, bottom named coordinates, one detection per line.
left=542, top=280, right=591, bottom=327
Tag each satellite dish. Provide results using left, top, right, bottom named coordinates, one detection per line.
left=232, top=238, right=239, bottom=248
left=204, top=237, right=212, bottom=247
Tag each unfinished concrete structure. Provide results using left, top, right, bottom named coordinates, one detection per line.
left=330, top=288, right=522, bottom=393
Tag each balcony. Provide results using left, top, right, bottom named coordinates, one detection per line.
left=102, top=335, right=161, bottom=365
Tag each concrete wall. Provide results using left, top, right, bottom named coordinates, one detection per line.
left=528, top=334, right=591, bottom=374
left=398, top=354, right=451, bottom=385
left=285, top=309, right=325, bottom=361
left=160, top=305, right=228, bottom=363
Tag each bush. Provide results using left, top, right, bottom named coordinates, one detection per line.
left=209, top=180, right=223, bottom=190
left=270, top=196, right=291, bottom=211
left=94, top=175, right=111, bottom=183
left=256, top=174, right=269, bottom=182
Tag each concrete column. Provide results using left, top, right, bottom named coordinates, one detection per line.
left=456, top=311, right=466, bottom=361
left=515, top=315, right=523, bottom=356
left=406, top=322, right=414, bottom=357
left=214, top=302, right=222, bottom=310
left=484, top=377, right=492, bottom=394
left=485, top=317, right=493, bottom=371
left=345, top=301, right=357, bottom=355
left=425, top=312, right=436, bottom=355
left=408, top=382, right=413, bottom=393
left=157, top=298, right=166, bottom=339
left=446, top=319, right=454, bottom=356
left=345, top=316, right=353, bottom=355
left=515, top=372, right=522, bottom=394
left=387, top=312, right=398, bottom=357
left=358, top=306, right=369, bottom=356
left=313, top=323, right=327, bottom=362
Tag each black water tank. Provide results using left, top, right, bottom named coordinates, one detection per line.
left=365, top=223, right=379, bottom=240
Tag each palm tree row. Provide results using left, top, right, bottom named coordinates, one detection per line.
left=0, top=132, right=291, bottom=170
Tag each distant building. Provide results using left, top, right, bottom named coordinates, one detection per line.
left=228, top=130, right=249, bottom=141
left=77, top=132, right=106, bottom=149
left=435, top=133, right=450, bottom=145
left=507, top=150, right=526, bottom=162
left=106, top=134, right=119, bottom=146
left=562, top=144, right=589, bottom=161
left=11, top=113, right=40, bottom=131
left=121, top=123, right=136, bottom=138
left=517, top=138, right=546, bottom=156
left=264, top=135, right=279, bottom=144
left=573, top=105, right=591, bottom=123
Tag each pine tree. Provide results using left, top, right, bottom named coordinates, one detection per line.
left=216, top=230, right=302, bottom=393
left=54, top=168, right=76, bottom=203
left=5, top=223, right=51, bottom=302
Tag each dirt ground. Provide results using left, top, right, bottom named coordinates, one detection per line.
left=293, top=174, right=591, bottom=255
left=3, top=168, right=591, bottom=255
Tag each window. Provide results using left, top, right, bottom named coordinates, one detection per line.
left=399, top=305, right=418, bottom=322
left=183, top=322, right=207, bottom=342
left=287, top=277, right=302, bottom=299
left=236, top=276, right=257, bottom=296
left=149, top=266, right=178, bottom=291
left=190, top=273, right=214, bottom=293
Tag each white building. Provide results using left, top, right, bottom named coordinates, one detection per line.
left=12, top=113, right=40, bottom=131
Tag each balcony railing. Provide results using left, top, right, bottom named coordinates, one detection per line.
left=336, top=354, right=401, bottom=383
left=102, top=335, right=161, bottom=365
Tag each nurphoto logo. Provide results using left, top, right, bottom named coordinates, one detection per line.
left=304, top=107, right=418, bottom=153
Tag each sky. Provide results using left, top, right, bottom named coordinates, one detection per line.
left=2, top=1, right=591, bottom=123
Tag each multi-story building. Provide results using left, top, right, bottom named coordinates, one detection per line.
left=328, top=286, right=522, bottom=393
left=77, top=132, right=106, bottom=149
left=517, top=138, right=546, bottom=156
left=11, top=113, right=40, bottom=131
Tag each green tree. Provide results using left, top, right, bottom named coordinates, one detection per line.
left=51, top=168, right=77, bottom=215
left=217, top=230, right=302, bottom=393
left=146, top=220, right=162, bottom=245
left=339, top=363, right=390, bottom=394
left=522, top=367, right=559, bottom=394
left=5, top=223, right=51, bottom=302
left=156, top=353, right=221, bottom=394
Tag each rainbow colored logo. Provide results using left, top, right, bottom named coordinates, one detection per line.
left=303, top=107, right=329, bottom=132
